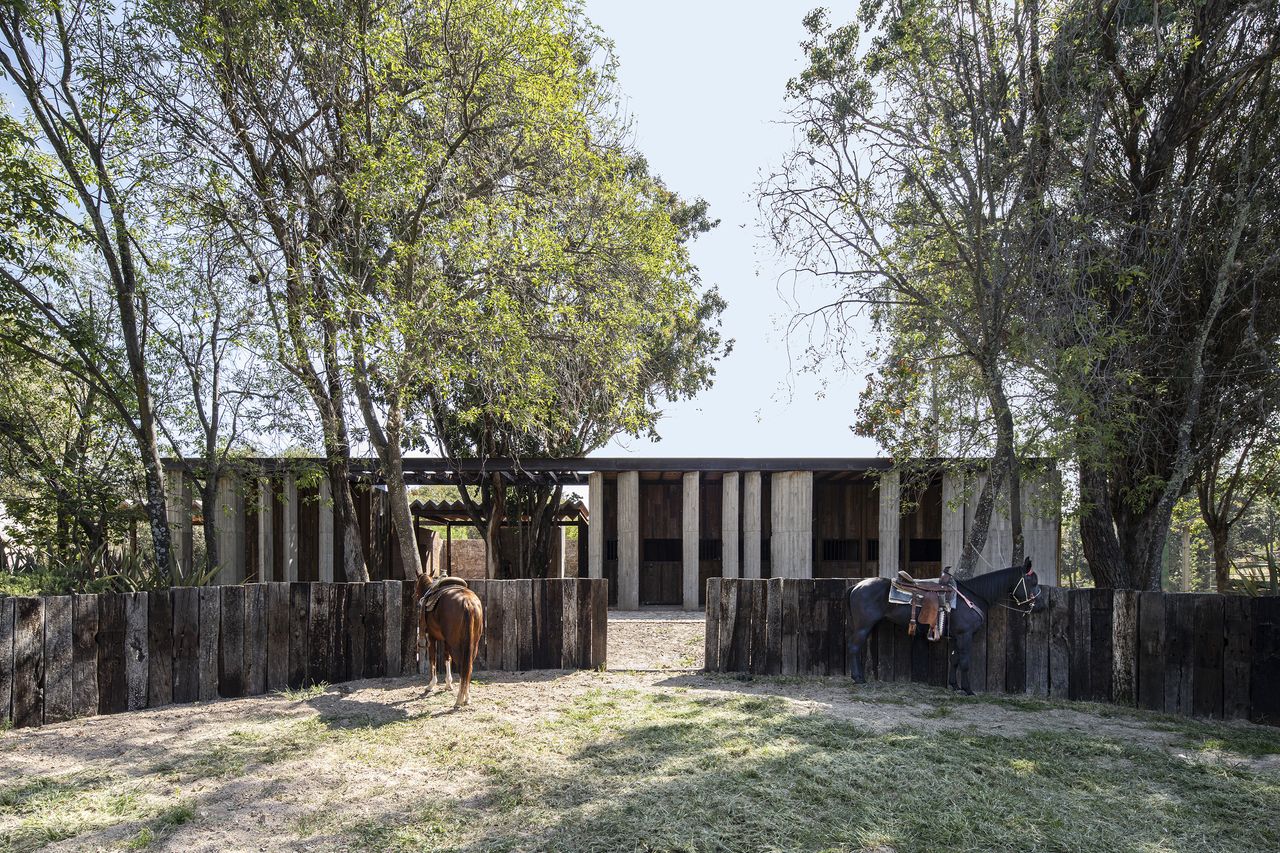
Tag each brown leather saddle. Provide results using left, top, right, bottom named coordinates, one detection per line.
left=419, top=576, right=469, bottom=612
left=891, top=569, right=955, bottom=642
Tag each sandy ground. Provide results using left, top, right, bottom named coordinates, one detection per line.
left=3, top=612, right=1278, bottom=851
left=606, top=609, right=705, bottom=671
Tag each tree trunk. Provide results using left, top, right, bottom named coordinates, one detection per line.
left=989, top=372, right=1024, bottom=566
left=200, top=478, right=219, bottom=575
left=1078, top=461, right=1126, bottom=588
left=1210, top=521, right=1231, bottom=593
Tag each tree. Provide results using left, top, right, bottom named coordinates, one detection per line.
left=425, top=158, right=727, bottom=578
left=0, top=2, right=179, bottom=572
left=1035, top=0, right=1280, bottom=589
left=760, top=1, right=1053, bottom=575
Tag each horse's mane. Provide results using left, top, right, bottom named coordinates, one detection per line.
left=955, top=565, right=1025, bottom=608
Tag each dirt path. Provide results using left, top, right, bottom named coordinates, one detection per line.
left=607, top=610, right=704, bottom=671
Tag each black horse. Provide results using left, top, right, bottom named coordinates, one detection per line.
left=846, top=558, right=1046, bottom=694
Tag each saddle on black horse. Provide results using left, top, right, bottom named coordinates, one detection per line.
left=419, top=576, right=469, bottom=612
left=889, top=568, right=956, bottom=642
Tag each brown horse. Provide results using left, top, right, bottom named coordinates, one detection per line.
left=415, top=574, right=484, bottom=710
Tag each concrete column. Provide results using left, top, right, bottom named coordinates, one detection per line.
left=257, top=476, right=274, bottom=582
left=941, top=470, right=965, bottom=572
left=770, top=471, right=813, bottom=579
left=1023, top=466, right=1062, bottom=586
left=587, top=471, right=604, bottom=579
left=617, top=470, right=640, bottom=610
left=214, top=472, right=244, bottom=584
left=318, top=475, right=335, bottom=582
left=164, top=469, right=193, bottom=576
left=721, top=472, right=740, bottom=579
left=554, top=526, right=567, bottom=578
left=682, top=472, right=700, bottom=610
left=877, top=470, right=901, bottom=578
left=742, top=471, right=762, bottom=579
left=282, top=472, right=299, bottom=582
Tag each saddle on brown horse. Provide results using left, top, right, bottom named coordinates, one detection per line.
left=419, top=576, right=469, bottom=613
left=890, top=568, right=955, bottom=642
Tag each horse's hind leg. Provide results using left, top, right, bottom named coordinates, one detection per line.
left=953, top=632, right=974, bottom=695
left=444, top=652, right=454, bottom=691
left=426, top=635, right=438, bottom=692
left=848, top=625, right=872, bottom=683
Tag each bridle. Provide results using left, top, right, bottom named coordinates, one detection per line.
left=1006, top=573, right=1040, bottom=612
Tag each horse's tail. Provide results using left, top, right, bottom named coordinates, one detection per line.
left=456, top=594, right=482, bottom=673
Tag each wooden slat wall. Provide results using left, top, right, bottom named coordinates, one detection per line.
left=705, top=579, right=1280, bottom=725
left=0, top=578, right=606, bottom=729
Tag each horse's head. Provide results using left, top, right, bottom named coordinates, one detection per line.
left=1012, top=557, right=1046, bottom=612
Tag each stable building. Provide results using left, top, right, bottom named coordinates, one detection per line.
left=162, top=456, right=1059, bottom=611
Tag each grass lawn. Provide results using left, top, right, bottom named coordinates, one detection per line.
left=2, top=672, right=1279, bottom=852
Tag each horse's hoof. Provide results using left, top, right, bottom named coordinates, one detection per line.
left=963, top=689, right=975, bottom=697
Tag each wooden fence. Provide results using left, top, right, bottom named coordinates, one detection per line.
left=0, top=578, right=607, bottom=729
left=703, top=578, right=1280, bottom=725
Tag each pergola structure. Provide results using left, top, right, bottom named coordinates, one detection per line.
left=160, top=457, right=1060, bottom=609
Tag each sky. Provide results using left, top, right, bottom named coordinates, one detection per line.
left=583, top=1, right=880, bottom=460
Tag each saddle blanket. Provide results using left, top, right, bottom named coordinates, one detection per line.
left=888, top=579, right=957, bottom=610
left=420, top=576, right=469, bottom=612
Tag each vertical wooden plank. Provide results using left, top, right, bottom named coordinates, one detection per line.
left=1137, top=591, right=1166, bottom=712
left=560, top=579, right=578, bottom=671
left=796, top=581, right=816, bottom=675
left=346, top=583, right=366, bottom=682
left=71, top=594, right=98, bottom=717
left=764, top=577, right=783, bottom=675
left=718, top=579, right=738, bottom=672
left=1088, top=589, right=1113, bottom=703
left=483, top=581, right=504, bottom=666
left=197, top=587, right=220, bottom=701
left=591, top=578, right=607, bottom=669
left=501, top=581, right=520, bottom=671
left=383, top=580, right=402, bottom=677
left=986, top=602, right=1008, bottom=693
left=1191, top=594, right=1225, bottom=719
left=146, top=590, right=173, bottom=708
left=219, top=586, right=245, bottom=697
left=125, top=592, right=149, bottom=711
left=401, top=582, right=417, bottom=677
left=1163, top=594, right=1195, bottom=716
left=1111, top=590, right=1139, bottom=707
left=363, top=582, right=384, bottom=678
left=780, top=579, right=798, bottom=675
left=1222, top=595, right=1253, bottom=720
left=1008, top=603, right=1031, bottom=693
left=545, top=580, right=564, bottom=670
left=43, top=596, right=73, bottom=723
left=517, top=580, right=534, bottom=671
left=751, top=580, right=770, bottom=674
left=309, top=583, right=331, bottom=686
left=1024, top=598, right=1050, bottom=697
left=1248, top=597, right=1280, bottom=725
left=171, top=587, right=199, bottom=704
left=732, top=580, right=755, bottom=673
left=531, top=580, right=548, bottom=670
left=927, top=633, right=949, bottom=688
left=97, top=593, right=127, bottom=714
left=242, top=584, right=268, bottom=695
left=1067, top=590, right=1091, bottom=701
left=12, top=598, right=44, bottom=728
left=825, top=581, right=847, bottom=678
left=1046, top=587, right=1070, bottom=699
left=576, top=578, right=593, bottom=670
left=267, top=583, right=290, bottom=690
left=704, top=577, right=722, bottom=671
left=328, top=583, right=349, bottom=683
left=909, top=633, right=929, bottom=685
left=0, top=598, right=13, bottom=725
